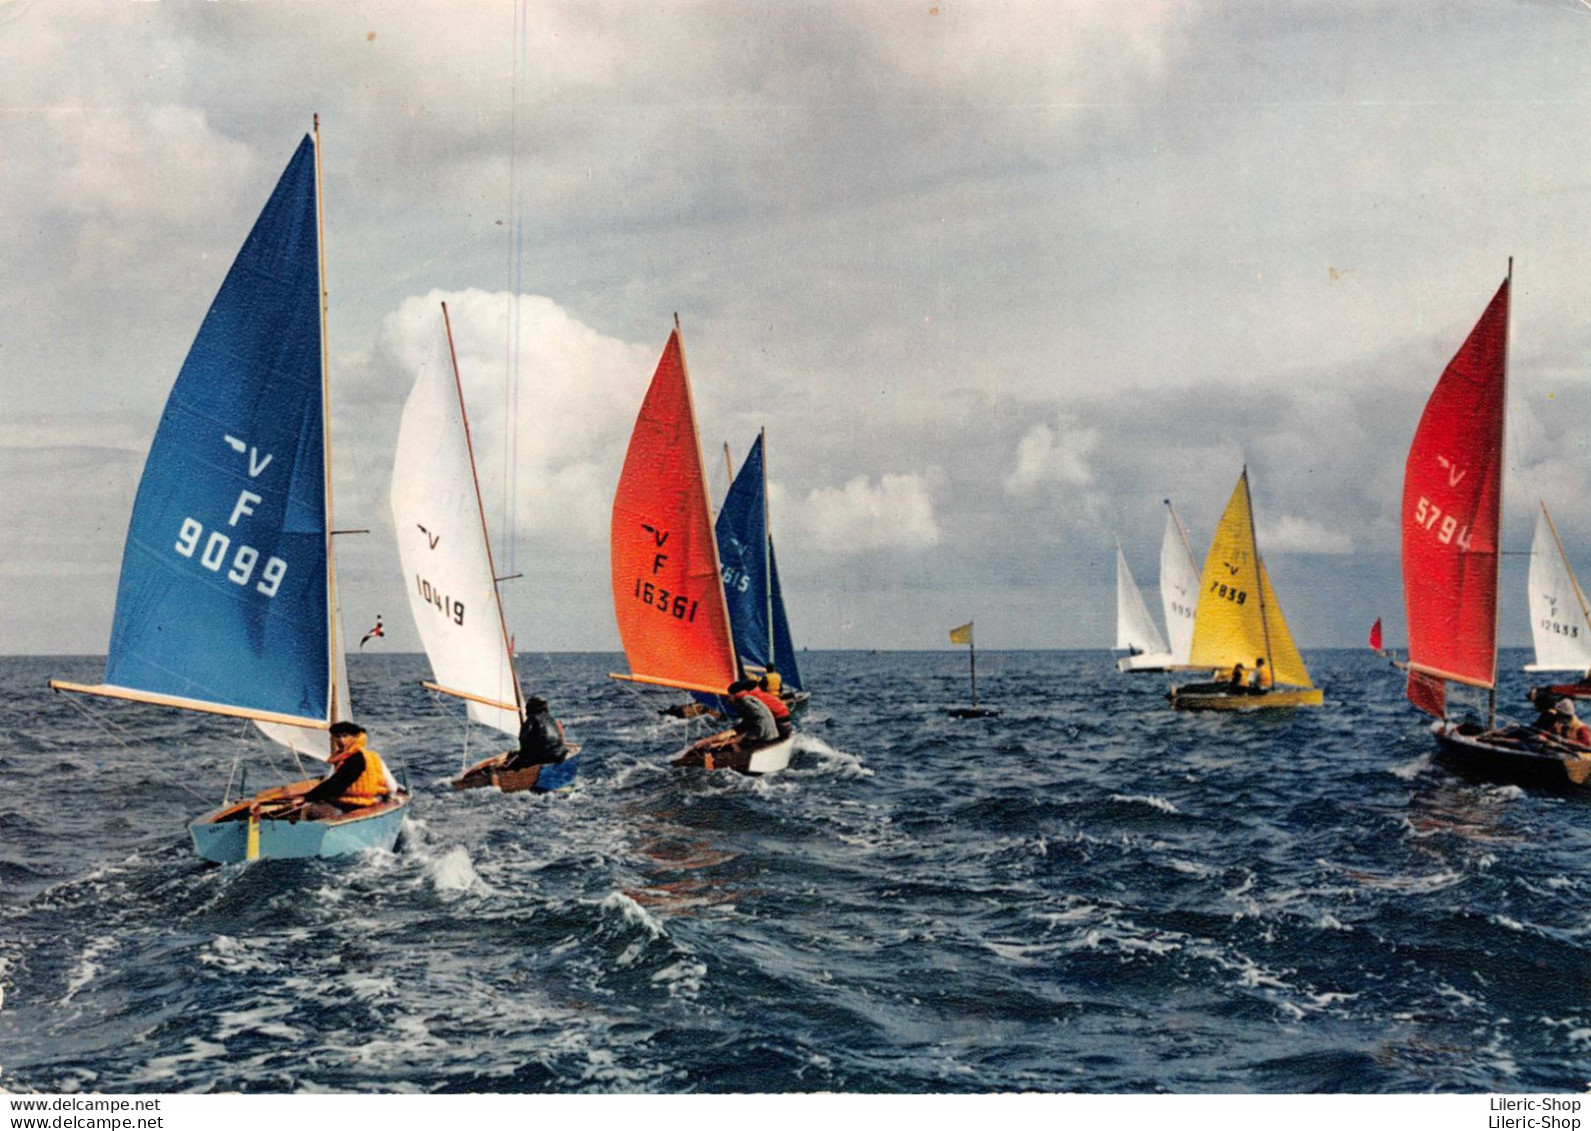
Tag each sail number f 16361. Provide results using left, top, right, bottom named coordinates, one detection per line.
left=1412, top=496, right=1474, bottom=550
left=632, top=579, right=699, bottom=621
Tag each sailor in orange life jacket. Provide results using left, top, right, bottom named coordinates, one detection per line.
left=1552, top=698, right=1591, bottom=749
left=294, top=722, right=396, bottom=819
left=748, top=674, right=793, bottom=739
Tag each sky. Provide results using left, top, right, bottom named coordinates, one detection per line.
left=6, top=0, right=1591, bottom=656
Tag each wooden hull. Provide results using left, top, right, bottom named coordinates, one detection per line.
left=452, top=749, right=581, bottom=793
left=672, top=731, right=795, bottom=775
left=190, top=793, right=411, bottom=863
left=1432, top=721, right=1591, bottom=791
left=1169, top=684, right=1324, bottom=711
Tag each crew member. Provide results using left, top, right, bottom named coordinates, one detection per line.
left=502, top=696, right=570, bottom=770
left=296, top=721, right=397, bottom=819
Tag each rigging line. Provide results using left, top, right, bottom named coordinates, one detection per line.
left=61, top=694, right=214, bottom=806
left=503, top=0, right=529, bottom=580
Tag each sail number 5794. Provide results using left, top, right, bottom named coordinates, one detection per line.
left=1413, top=496, right=1473, bottom=550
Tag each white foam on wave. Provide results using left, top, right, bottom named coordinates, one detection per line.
left=1111, top=793, right=1180, bottom=815
left=599, top=890, right=666, bottom=940
left=61, top=936, right=118, bottom=1004
left=1389, top=752, right=1432, bottom=781
left=649, top=956, right=707, bottom=999
left=790, top=736, right=871, bottom=778
left=427, top=845, right=484, bottom=898
left=213, top=1001, right=303, bottom=1042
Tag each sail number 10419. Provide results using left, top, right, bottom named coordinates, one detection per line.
left=1412, top=496, right=1473, bottom=550
left=632, top=579, right=699, bottom=621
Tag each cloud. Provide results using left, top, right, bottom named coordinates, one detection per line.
left=787, top=473, right=941, bottom=555
left=1004, top=417, right=1100, bottom=496
left=1258, top=515, right=1354, bottom=555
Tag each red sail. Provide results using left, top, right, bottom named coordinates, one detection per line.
left=609, top=328, right=738, bottom=696
left=1368, top=617, right=1383, bottom=652
left=1401, top=277, right=1508, bottom=695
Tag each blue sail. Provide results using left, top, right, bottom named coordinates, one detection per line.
left=104, top=135, right=331, bottom=723
left=715, top=434, right=802, bottom=692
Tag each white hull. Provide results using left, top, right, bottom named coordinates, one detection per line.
left=1117, top=651, right=1175, bottom=672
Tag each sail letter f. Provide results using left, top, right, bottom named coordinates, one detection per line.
left=229, top=490, right=262, bottom=527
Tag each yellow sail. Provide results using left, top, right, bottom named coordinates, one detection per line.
left=1187, top=469, right=1314, bottom=689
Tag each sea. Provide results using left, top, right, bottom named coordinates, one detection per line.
left=0, top=649, right=1587, bottom=1095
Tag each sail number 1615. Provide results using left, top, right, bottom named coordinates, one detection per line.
left=633, top=579, right=698, bottom=621
left=1413, top=496, right=1473, bottom=550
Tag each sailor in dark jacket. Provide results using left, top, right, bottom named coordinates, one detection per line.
left=503, top=696, right=569, bottom=770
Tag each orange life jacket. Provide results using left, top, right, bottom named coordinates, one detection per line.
left=747, top=687, right=790, bottom=722
left=328, top=738, right=392, bottom=807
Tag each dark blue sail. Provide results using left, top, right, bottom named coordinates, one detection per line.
left=767, top=536, right=803, bottom=693
left=104, top=135, right=331, bottom=723
left=715, top=434, right=802, bottom=692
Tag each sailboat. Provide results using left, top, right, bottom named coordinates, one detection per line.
left=1168, top=468, right=1323, bottom=710
left=1114, top=537, right=1172, bottom=672
left=49, top=124, right=411, bottom=861
left=1524, top=503, right=1591, bottom=675
left=1402, top=269, right=1591, bottom=788
left=1116, top=503, right=1200, bottom=673
left=390, top=304, right=578, bottom=794
left=716, top=430, right=808, bottom=708
left=609, top=320, right=796, bottom=775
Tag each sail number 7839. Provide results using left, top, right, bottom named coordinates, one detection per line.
left=1413, top=496, right=1473, bottom=550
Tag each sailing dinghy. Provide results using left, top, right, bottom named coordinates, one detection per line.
left=390, top=304, right=578, bottom=794
left=1168, top=468, right=1323, bottom=710
left=609, top=321, right=796, bottom=774
left=49, top=124, right=411, bottom=860
left=1114, top=537, right=1172, bottom=672
left=1117, top=503, right=1199, bottom=673
left=1402, top=269, right=1591, bottom=788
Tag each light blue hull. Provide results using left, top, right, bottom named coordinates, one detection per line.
left=189, top=795, right=411, bottom=863
left=533, top=754, right=579, bottom=792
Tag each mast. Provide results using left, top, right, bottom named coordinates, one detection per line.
left=443, top=302, right=524, bottom=721
left=969, top=630, right=979, bottom=708
left=1240, top=467, right=1277, bottom=681
left=675, top=314, right=744, bottom=681
left=760, top=427, right=774, bottom=667
left=313, top=113, right=343, bottom=723
left=1491, top=257, right=1513, bottom=727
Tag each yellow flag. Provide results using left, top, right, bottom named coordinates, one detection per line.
left=949, top=622, right=973, bottom=645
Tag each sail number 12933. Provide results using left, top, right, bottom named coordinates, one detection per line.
left=1412, top=496, right=1473, bottom=550
left=632, top=579, right=699, bottom=621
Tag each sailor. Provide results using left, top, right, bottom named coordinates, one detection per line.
left=502, top=696, right=569, bottom=770
left=1250, top=657, right=1269, bottom=692
left=728, top=680, right=780, bottom=745
left=294, top=721, right=398, bottom=819
left=1227, top=662, right=1247, bottom=690
left=1555, top=699, right=1591, bottom=749
left=1529, top=688, right=1563, bottom=734
left=748, top=674, right=793, bottom=738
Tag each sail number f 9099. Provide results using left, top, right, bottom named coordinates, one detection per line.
left=174, top=516, right=287, bottom=596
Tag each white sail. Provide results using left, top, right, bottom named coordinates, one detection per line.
left=391, top=308, right=521, bottom=737
left=1159, top=503, right=1200, bottom=665
left=1525, top=504, right=1591, bottom=673
left=1116, top=539, right=1168, bottom=655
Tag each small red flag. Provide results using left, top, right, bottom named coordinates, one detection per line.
left=1369, top=618, right=1383, bottom=652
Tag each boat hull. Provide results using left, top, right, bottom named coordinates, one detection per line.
left=1432, top=721, right=1591, bottom=791
left=1117, top=651, right=1175, bottom=673
left=673, top=731, right=795, bottom=775
left=1169, top=684, right=1324, bottom=711
left=190, top=794, right=411, bottom=862
left=452, top=749, right=580, bottom=793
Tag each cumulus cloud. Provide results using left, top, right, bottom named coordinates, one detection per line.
left=1258, top=515, right=1354, bottom=555
left=1004, top=417, right=1100, bottom=496
left=787, top=473, right=941, bottom=555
